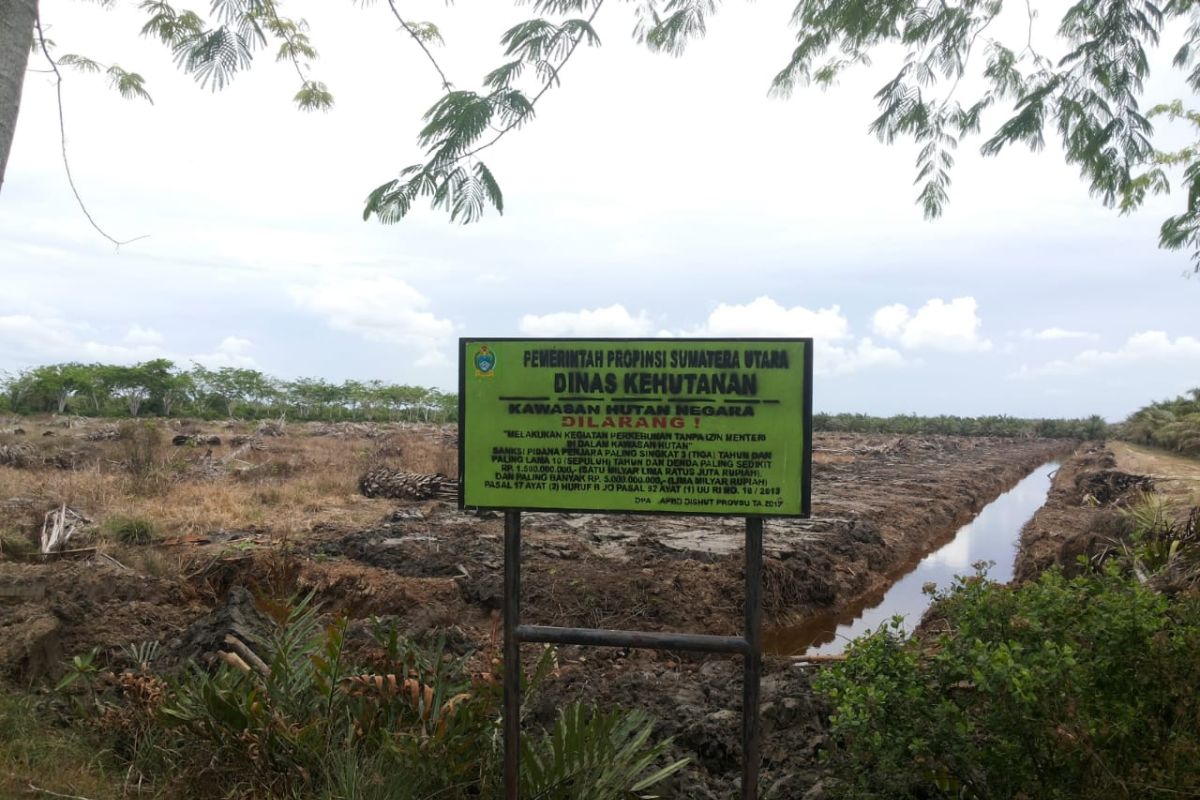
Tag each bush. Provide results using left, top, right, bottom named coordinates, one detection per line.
left=816, top=566, right=1200, bottom=799
left=103, top=515, right=158, bottom=545
left=117, top=420, right=163, bottom=492
left=0, top=527, right=35, bottom=559
left=87, top=595, right=685, bottom=799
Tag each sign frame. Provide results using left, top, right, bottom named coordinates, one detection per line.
left=457, top=336, right=814, bottom=518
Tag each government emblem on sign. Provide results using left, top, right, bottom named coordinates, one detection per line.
left=474, top=345, right=496, bottom=378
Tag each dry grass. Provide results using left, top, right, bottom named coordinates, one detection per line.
left=0, top=418, right=458, bottom=544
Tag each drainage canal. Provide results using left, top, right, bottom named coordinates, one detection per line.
left=765, top=461, right=1061, bottom=657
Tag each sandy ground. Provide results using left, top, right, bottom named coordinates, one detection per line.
left=1111, top=441, right=1200, bottom=509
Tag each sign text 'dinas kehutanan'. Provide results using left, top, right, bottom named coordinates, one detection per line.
left=459, top=339, right=812, bottom=516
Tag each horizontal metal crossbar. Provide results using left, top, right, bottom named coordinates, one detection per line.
left=516, top=624, right=750, bottom=654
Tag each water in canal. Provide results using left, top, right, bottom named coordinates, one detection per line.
left=765, top=461, right=1060, bottom=657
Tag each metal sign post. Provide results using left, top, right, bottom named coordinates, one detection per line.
left=501, top=510, right=765, bottom=800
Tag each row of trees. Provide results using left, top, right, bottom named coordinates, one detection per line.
left=0, top=361, right=457, bottom=423
left=1118, top=389, right=1200, bottom=456
left=814, top=413, right=1110, bottom=439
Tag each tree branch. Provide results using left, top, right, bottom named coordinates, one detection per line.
left=384, top=0, right=453, bottom=91
left=463, top=0, right=607, bottom=162
left=33, top=14, right=147, bottom=249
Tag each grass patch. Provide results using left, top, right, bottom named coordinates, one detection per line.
left=103, top=515, right=158, bottom=545
left=0, top=691, right=123, bottom=799
left=0, top=527, right=35, bottom=560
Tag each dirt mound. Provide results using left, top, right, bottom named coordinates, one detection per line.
left=1015, top=445, right=1130, bottom=581
left=0, top=563, right=203, bottom=680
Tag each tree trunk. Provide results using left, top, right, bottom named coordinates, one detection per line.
left=0, top=0, right=36, bottom=193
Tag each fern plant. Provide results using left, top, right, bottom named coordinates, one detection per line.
left=521, top=703, right=688, bottom=800
left=150, top=593, right=685, bottom=799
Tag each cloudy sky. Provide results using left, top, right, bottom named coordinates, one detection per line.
left=2, top=0, right=1198, bottom=421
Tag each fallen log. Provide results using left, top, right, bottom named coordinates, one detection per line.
left=172, top=434, right=222, bottom=446
left=358, top=469, right=459, bottom=501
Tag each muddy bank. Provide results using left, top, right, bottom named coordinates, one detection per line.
left=314, top=434, right=1071, bottom=639
left=1013, top=443, right=1140, bottom=582
left=0, top=562, right=204, bottom=681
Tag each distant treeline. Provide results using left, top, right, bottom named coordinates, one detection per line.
left=0, top=361, right=1128, bottom=440
left=0, top=361, right=456, bottom=423
left=813, top=413, right=1109, bottom=439
left=1117, top=388, right=1200, bottom=457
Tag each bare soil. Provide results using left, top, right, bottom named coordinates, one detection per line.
left=0, top=421, right=1076, bottom=796
left=1110, top=441, right=1200, bottom=509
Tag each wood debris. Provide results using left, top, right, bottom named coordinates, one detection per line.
left=256, top=418, right=286, bottom=437
left=358, top=469, right=459, bottom=501
left=40, top=504, right=92, bottom=555
left=0, top=443, right=36, bottom=468
left=172, top=434, right=221, bottom=446
left=83, top=425, right=121, bottom=441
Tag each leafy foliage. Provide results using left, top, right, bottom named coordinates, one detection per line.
left=813, top=412, right=1108, bottom=438
left=363, top=1, right=605, bottom=225
left=0, top=361, right=457, bottom=422
left=1117, top=387, right=1200, bottom=456
left=521, top=704, right=688, bottom=799
left=1116, top=491, right=1199, bottom=579
left=41, top=0, right=1200, bottom=246
left=135, top=0, right=331, bottom=108
left=816, top=565, right=1200, bottom=798
left=360, top=0, right=1200, bottom=248
left=67, top=595, right=688, bottom=799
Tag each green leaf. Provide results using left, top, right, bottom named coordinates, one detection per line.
left=107, top=66, right=154, bottom=104
left=57, top=54, right=103, bottom=74
left=294, top=79, right=333, bottom=111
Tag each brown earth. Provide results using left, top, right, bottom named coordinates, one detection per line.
left=0, top=421, right=1075, bottom=797
left=1013, top=441, right=1200, bottom=582
left=1110, top=441, right=1200, bottom=509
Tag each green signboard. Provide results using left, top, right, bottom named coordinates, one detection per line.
left=458, top=338, right=812, bottom=517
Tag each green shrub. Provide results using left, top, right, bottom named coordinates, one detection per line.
left=103, top=515, right=157, bottom=545
left=1118, top=493, right=1199, bottom=579
left=816, top=566, right=1200, bottom=799
left=126, top=595, right=686, bottom=799
left=0, top=527, right=35, bottom=558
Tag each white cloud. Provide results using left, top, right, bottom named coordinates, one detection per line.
left=871, top=297, right=992, bottom=352
left=0, top=314, right=258, bottom=369
left=1022, top=327, right=1099, bottom=341
left=124, top=325, right=165, bottom=345
left=1011, top=330, right=1200, bottom=379
left=822, top=338, right=907, bottom=376
left=189, top=337, right=260, bottom=369
left=679, top=298, right=900, bottom=376
left=871, top=304, right=910, bottom=340
left=518, top=304, right=654, bottom=337
left=0, top=314, right=165, bottom=363
left=290, top=276, right=454, bottom=364
left=690, top=297, right=850, bottom=340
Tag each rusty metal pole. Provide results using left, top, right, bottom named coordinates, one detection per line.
left=504, top=510, right=522, bottom=800
left=742, top=516, right=763, bottom=800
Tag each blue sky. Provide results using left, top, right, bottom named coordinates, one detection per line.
left=2, top=0, right=1198, bottom=421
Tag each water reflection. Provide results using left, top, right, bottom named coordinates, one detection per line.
left=765, top=461, right=1060, bottom=656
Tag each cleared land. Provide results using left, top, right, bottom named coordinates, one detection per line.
left=0, top=417, right=1073, bottom=797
